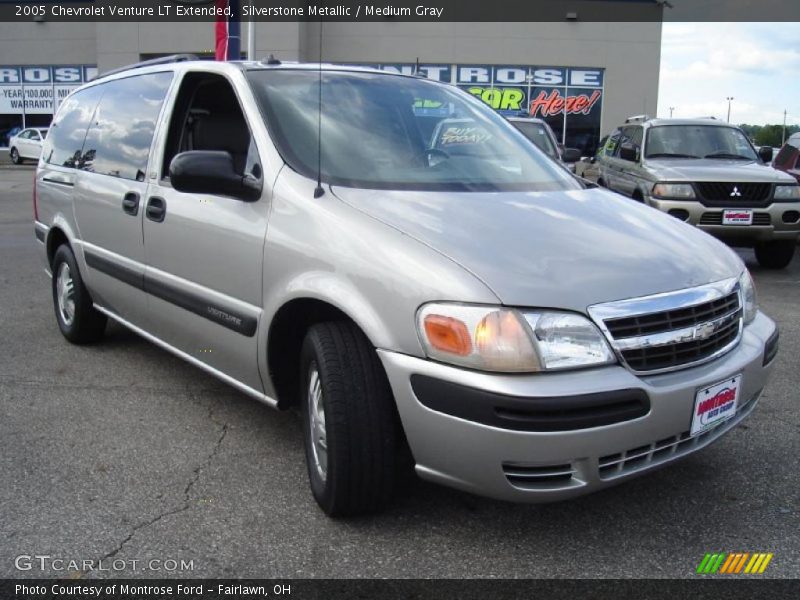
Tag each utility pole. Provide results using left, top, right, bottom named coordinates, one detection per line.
left=726, top=97, right=734, bottom=123
left=782, top=110, right=788, bottom=146
left=669, top=106, right=675, bottom=118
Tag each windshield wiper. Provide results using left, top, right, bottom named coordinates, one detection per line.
left=703, top=152, right=753, bottom=160
left=646, top=153, right=700, bottom=159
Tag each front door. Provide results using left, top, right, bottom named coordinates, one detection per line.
left=142, top=71, right=269, bottom=392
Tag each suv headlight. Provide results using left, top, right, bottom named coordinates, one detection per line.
left=739, top=270, right=757, bottom=325
left=417, top=303, right=616, bottom=372
left=652, top=183, right=696, bottom=199
left=773, top=184, right=800, bottom=200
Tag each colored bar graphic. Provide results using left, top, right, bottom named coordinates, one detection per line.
left=697, top=552, right=773, bottom=575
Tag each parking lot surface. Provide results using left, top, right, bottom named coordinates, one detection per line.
left=1, top=165, right=798, bottom=578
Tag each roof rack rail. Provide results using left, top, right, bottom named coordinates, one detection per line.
left=625, top=114, right=652, bottom=124
left=96, top=54, right=199, bottom=80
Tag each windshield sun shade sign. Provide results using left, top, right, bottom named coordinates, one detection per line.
left=366, top=63, right=605, bottom=156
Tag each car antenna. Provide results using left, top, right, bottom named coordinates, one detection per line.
left=313, top=20, right=325, bottom=199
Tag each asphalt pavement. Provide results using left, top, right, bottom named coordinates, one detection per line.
left=1, top=164, right=798, bottom=579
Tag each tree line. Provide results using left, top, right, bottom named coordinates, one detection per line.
left=739, top=123, right=799, bottom=148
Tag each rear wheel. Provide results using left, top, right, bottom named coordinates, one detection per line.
left=51, top=245, right=107, bottom=343
left=10, top=147, right=21, bottom=164
left=299, top=321, right=397, bottom=516
left=755, top=240, right=795, bottom=269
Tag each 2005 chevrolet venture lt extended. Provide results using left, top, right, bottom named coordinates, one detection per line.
left=34, top=57, right=780, bottom=516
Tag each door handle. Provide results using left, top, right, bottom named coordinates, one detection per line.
left=122, top=192, right=140, bottom=216
left=146, top=197, right=166, bottom=223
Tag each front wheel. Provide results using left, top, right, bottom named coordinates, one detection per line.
left=51, top=244, right=107, bottom=343
left=299, top=321, right=398, bottom=516
left=10, top=147, right=21, bottom=164
left=755, top=240, right=795, bottom=269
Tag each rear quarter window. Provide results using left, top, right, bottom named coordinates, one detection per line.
left=42, top=85, right=104, bottom=168
left=80, top=72, right=173, bottom=181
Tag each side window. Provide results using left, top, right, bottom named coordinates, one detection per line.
left=80, top=72, right=172, bottom=181
left=604, top=129, right=621, bottom=157
left=30, top=131, right=41, bottom=141
left=19, top=130, right=32, bottom=139
left=614, top=127, right=633, bottom=157
left=161, top=72, right=258, bottom=181
left=42, top=85, right=105, bottom=168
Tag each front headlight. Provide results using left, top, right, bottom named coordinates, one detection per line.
left=417, top=303, right=616, bottom=372
left=652, top=183, right=696, bottom=199
left=773, top=184, right=800, bottom=200
left=739, top=270, right=757, bottom=325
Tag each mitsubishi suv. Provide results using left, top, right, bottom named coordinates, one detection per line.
left=34, top=57, right=779, bottom=515
left=597, top=116, right=800, bottom=268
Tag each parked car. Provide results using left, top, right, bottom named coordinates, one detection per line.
left=596, top=116, right=800, bottom=268
left=35, top=58, right=778, bottom=516
left=507, top=116, right=581, bottom=170
left=9, top=127, right=49, bottom=164
left=772, top=133, right=800, bottom=183
left=2, top=125, right=22, bottom=147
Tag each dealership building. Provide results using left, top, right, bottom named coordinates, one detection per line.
left=0, top=12, right=662, bottom=154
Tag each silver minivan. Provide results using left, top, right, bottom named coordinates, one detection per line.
left=34, top=58, right=779, bottom=516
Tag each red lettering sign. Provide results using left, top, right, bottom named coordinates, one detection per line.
left=529, top=89, right=601, bottom=118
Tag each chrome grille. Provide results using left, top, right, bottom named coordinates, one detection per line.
left=589, top=278, right=743, bottom=374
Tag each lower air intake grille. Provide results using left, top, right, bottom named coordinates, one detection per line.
left=699, top=212, right=771, bottom=226
left=502, top=463, right=577, bottom=490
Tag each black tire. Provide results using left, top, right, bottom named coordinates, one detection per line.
left=51, top=244, right=107, bottom=343
left=299, top=321, right=397, bottom=516
left=754, top=240, right=795, bottom=269
left=10, top=147, right=21, bottom=164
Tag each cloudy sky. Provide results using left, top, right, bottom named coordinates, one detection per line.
left=658, top=23, right=800, bottom=126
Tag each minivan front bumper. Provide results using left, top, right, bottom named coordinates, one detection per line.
left=378, top=311, right=777, bottom=503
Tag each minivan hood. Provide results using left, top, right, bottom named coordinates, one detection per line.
left=332, top=186, right=743, bottom=311
left=646, top=158, right=795, bottom=183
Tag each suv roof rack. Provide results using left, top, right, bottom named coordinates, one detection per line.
left=625, top=114, right=652, bottom=124
left=96, top=54, right=199, bottom=80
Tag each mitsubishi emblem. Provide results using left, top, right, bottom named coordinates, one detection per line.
left=730, top=186, right=742, bottom=197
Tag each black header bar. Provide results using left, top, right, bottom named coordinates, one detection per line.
left=1, top=0, right=799, bottom=22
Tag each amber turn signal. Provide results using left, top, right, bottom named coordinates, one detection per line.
left=423, top=314, right=472, bottom=356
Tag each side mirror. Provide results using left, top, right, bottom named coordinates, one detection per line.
left=169, top=151, right=262, bottom=202
left=619, top=142, right=639, bottom=162
left=758, top=146, right=773, bottom=163
left=562, top=147, right=582, bottom=163
left=589, top=156, right=597, bottom=164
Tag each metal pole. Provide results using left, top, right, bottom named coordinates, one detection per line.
left=246, top=2, right=256, bottom=60
left=726, top=97, right=733, bottom=123
left=782, top=110, right=787, bottom=146
left=669, top=106, right=674, bottom=118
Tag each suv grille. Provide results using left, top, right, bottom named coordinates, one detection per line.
left=695, top=182, right=772, bottom=207
left=590, top=280, right=743, bottom=374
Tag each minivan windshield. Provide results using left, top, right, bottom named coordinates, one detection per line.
left=246, top=70, right=580, bottom=191
left=645, top=125, right=758, bottom=160
left=509, top=121, right=559, bottom=159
